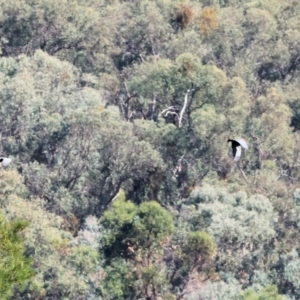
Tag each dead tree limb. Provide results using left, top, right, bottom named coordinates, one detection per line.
left=178, top=90, right=190, bottom=128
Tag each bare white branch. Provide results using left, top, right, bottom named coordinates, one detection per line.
left=165, top=111, right=179, bottom=118
left=178, top=90, right=190, bottom=128
left=159, top=106, right=177, bottom=117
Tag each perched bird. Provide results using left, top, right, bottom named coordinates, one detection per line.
left=227, top=138, right=248, bottom=162
left=0, top=157, right=12, bottom=167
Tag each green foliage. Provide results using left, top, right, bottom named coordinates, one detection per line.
left=2, top=0, right=300, bottom=299
left=0, top=170, right=102, bottom=299
left=101, top=193, right=174, bottom=299
left=182, top=231, right=217, bottom=266
left=134, top=200, right=174, bottom=246
left=242, top=285, right=283, bottom=300
left=101, top=190, right=138, bottom=247
left=101, top=191, right=174, bottom=256
left=181, top=185, right=278, bottom=286
left=0, top=215, right=34, bottom=299
left=0, top=0, right=113, bottom=73
left=102, top=258, right=134, bottom=300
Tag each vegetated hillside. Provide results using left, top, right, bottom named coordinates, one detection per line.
left=1, top=0, right=300, bottom=299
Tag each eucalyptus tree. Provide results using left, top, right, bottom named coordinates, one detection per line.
left=100, top=191, right=174, bottom=300
left=0, top=170, right=102, bottom=300
left=168, top=230, right=217, bottom=300
left=181, top=185, right=278, bottom=287
left=128, top=53, right=250, bottom=195
left=1, top=1, right=300, bottom=298
left=0, top=51, right=163, bottom=219
left=246, top=86, right=294, bottom=173
left=21, top=93, right=163, bottom=218
left=0, top=0, right=114, bottom=74
left=108, top=0, right=173, bottom=70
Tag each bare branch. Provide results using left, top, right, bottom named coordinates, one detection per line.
left=173, top=154, right=185, bottom=178
left=178, top=90, right=190, bottom=128
left=159, top=106, right=177, bottom=117
left=277, top=169, right=297, bottom=181
left=123, top=81, right=131, bottom=99
left=237, top=162, right=249, bottom=184
left=165, top=111, right=179, bottom=118
left=122, top=51, right=132, bottom=61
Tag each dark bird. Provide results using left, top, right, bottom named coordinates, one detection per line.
left=0, top=157, right=12, bottom=167
left=227, top=138, right=248, bottom=162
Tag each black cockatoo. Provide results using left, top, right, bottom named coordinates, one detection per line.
left=227, top=138, right=248, bottom=162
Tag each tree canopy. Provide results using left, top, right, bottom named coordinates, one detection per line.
left=1, top=0, right=300, bottom=299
